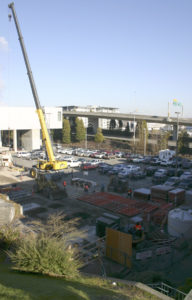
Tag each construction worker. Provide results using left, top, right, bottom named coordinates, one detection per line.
left=84, top=184, right=89, bottom=192
left=63, top=180, right=67, bottom=187
left=135, top=223, right=142, bottom=237
left=127, top=188, right=132, bottom=198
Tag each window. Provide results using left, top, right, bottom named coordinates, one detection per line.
left=58, top=111, right=61, bottom=121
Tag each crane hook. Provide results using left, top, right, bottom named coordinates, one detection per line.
left=8, top=14, right=12, bottom=22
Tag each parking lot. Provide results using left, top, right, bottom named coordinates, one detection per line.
left=12, top=146, right=192, bottom=195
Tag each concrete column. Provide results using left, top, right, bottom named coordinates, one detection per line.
left=21, top=129, right=41, bottom=151
left=0, top=130, right=2, bottom=147
left=88, top=117, right=99, bottom=133
left=173, top=124, right=178, bottom=141
left=13, top=129, right=17, bottom=152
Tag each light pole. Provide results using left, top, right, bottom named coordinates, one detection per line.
left=85, top=126, right=87, bottom=149
left=130, top=110, right=137, bottom=153
left=175, top=112, right=180, bottom=172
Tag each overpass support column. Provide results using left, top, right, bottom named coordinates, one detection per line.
left=13, top=130, right=17, bottom=152
left=173, top=125, right=178, bottom=141
left=88, top=117, right=99, bottom=133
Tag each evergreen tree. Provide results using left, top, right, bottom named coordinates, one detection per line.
left=94, top=128, right=104, bottom=143
left=62, top=118, right=71, bottom=144
left=136, top=120, right=148, bottom=145
left=75, top=118, right=85, bottom=142
left=178, top=130, right=189, bottom=154
left=156, top=131, right=170, bottom=151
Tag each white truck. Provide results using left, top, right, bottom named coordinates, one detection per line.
left=159, top=149, right=175, bottom=161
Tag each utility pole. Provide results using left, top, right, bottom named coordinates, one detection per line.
left=175, top=112, right=180, bottom=172
left=143, top=128, right=146, bottom=156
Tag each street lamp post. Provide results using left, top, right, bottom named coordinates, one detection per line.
left=85, top=126, right=87, bottom=149
left=175, top=112, right=180, bottom=172
left=130, top=110, right=137, bottom=153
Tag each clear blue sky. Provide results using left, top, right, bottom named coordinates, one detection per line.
left=0, top=0, right=192, bottom=117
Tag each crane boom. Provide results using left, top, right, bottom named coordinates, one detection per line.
left=8, top=2, right=67, bottom=175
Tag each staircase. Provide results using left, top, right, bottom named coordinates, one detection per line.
left=148, top=282, right=187, bottom=300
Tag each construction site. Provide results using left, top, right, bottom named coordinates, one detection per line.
left=1, top=2, right=192, bottom=299
left=0, top=155, right=192, bottom=298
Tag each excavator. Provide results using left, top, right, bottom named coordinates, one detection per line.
left=8, top=3, right=68, bottom=178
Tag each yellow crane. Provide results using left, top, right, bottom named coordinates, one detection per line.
left=8, top=2, right=67, bottom=178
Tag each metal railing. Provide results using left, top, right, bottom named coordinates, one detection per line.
left=148, top=282, right=187, bottom=300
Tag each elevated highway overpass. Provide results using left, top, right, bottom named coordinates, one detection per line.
left=63, top=111, right=192, bottom=127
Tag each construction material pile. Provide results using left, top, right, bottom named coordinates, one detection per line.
left=151, top=203, right=173, bottom=225
left=133, top=188, right=151, bottom=201
left=78, top=192, right=158, bottom=217
left=168, top=188, right=185, bottom=206
left=151, top=185, right=174, bottom=202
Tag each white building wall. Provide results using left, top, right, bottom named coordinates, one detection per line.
left=0, top=107, right=62, bottom=130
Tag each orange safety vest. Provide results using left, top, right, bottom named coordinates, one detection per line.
left=135, top=224, right=142, bottom=230
left=63, top=181, right=67, bottom=187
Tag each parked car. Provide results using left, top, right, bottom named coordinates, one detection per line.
left=151, top=158, right=162, bottom=166
left=180, top=172, right=192, bottom=180
left=145, top=166, right=158, bottom=176
left=152, top=174, right=167, bottom=184
left=89, top=159, right=101, bottom=165
left=142, top=156, right=153, bottom=164
left=16, top=151, right=31, bottom=158
left=65, top=159, right=81, bottom=168
left=118, top=166, right=140, bottom=179
left=103, top=152, right=116, bottom=159
left=98, top=164, right=112, bottom=174
left=114, top=151, right=124, bottom=158
left=131, top=156, right=144, bottom=163
left=178, top=178, right=192, bottom=190
left=131, top=170, right=146, bottom=179
left=81, top=163, right=98, bottom=170
left=182, top=159, right=192, bottom=169
left=160, top=160, right=173, bottom=167
left=164, top=176, right=180, bottom=186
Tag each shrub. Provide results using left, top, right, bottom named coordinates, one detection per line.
left=8, top=213, right=82, bottom=278
left=0, top=224, right=21, bottom=250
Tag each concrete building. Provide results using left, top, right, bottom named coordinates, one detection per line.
left=0, top=106, right=62, bottom=151
left=62, top=105, right=119, bottom=131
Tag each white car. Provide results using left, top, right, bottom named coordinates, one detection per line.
left=118, top=166, right=140, bottom=178
left=160, top=160, right=173, bottom=166
left=16, top=151, right=31, bottom=158
left=65, top=159, right=81, bottom=168
left=89, top=159, right=101, bottom=165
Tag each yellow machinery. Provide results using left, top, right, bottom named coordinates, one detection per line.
left=8, top=3, right=67, bottom=178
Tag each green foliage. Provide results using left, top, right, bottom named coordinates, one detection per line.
left=178, top=130, right=189, bottom=154
left=94, top=128, right=104, bottom=143
left=75, top=118, right=85, bottom=142
left=156, top=131, right=171, bottom=151
left=179, top=277, right=192, bottom=293
left=0, top=263, right=161, bottom=300
left=8, top=213, right=82, bottom=278
left=0, top=224, right=21, bottom=250
left=135, top=120, right=148, bottom=147
left=62, top=118, right=71, bottom=144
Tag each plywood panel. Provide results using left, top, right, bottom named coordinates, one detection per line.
left=106, top=228, right=132, bottom=268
